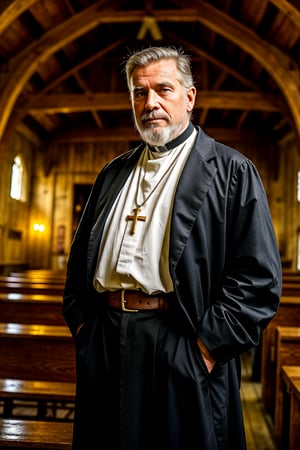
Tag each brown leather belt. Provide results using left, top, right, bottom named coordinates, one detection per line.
left=106, top=289, right=173, bottom=312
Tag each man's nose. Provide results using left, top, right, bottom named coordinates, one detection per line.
left=145, top=90, right=159, bottom=110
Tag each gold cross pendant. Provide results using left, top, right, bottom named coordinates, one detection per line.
left=126, top=207, right=146, bottom=235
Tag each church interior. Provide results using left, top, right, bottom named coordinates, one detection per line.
left=0, top=0, right=300, bottom=449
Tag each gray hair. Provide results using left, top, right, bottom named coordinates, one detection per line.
left=125, top=46, right=195, bottom=92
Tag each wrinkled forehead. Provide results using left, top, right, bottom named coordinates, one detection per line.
left=130, top=59, right=182, bottom=88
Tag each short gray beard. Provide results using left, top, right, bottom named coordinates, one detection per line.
left=134, top=119, right=184, bottom=147
left=139, top=125, right=176, bottom=146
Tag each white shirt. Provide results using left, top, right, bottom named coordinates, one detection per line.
left=93, top=129, right=197, bottom=294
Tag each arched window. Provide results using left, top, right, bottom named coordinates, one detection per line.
left=10, top=155, right=26, bottom=201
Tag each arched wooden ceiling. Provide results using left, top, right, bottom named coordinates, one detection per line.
left=0, top=0, right=300, bottom=158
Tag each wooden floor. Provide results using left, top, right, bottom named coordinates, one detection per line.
left=241, top=351, right=277, bottom=450
left=0, top=351, right=277, bottom=450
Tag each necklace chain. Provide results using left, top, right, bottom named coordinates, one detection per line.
left=126, top=147, right=183, bottom=235
left=135, top=145, right=184, bottom=208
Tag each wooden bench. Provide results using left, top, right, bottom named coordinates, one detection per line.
left=288, top=377, right=300, bottom=450
left=281, top=283, right=300, bottom=296
left=0, top=293, right=65, bottom=325
left=0, top=378, right=75, bottom=421
left=0, top=277, right=65, bottom=287
left=0, top=262, right=29, bottom=276
left=0, top=281, right=63, bottom=296
left=0, top=323, right=75, bottom=420
left=274, top=365, right=300, bottom=449
left=8, top=270, right=66, bottom=280
left=0, top=323, right=75, bottom=383
left=0, top=418, right=72, bottom=449
left=272, top=327, right=300, bottom=426
left=0, top=273, right=64, bottom=295
left=0, top=274, right=64, bottom=282
left=282, top=268, right=300, bottom=281
left=261, top=296, right=300, bottom=414
left=282, top=274, right=300, bottom=284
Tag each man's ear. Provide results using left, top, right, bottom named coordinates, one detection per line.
left=186, top=86, right=197, bottom=112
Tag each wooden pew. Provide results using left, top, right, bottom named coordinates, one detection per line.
left=0, top=323, right=75, bottom=420
left=0, top=418, right=72, bottom=449
left=0, top=271, right=65, bottom=296
left=0, top=323, right=75, bottom=383
left=0, top=281, right=63, bottom=296
left=288, top=377, right=300, bottom=450
left=0, top=262, right=29, bottom=276
left=0, top=293, right=65, bottom=325
left=0, top=279, right=64, bottom=288
left=272, top=327, right=300, bottom=431
left=0, top=273, right=64, bottom=282
left=0, top=378, right=75, bottom=420
left=281, top=283, right=300, bottom=296
left=275, top=365, right=300, bottom=450
left=261, top=296, right=300, bottom=414
left=9, top=270, right=66, bottom=280
left=282, top=275, right=300, bottom=283
left=4, top=273, right=66, bottom=286
left=282, top=268, right=300, bottom=280
left=0, top=275, right=65, bottom=285
left=0, top=272, right=71, bottom=421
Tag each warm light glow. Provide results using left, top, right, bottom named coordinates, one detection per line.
left=33, top=223, right=45, bottom=232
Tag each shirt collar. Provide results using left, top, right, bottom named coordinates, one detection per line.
left=147, top=122, right=195, bottom=153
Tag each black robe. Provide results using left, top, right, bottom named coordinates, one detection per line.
left=63, top=126, right=282, bottom=449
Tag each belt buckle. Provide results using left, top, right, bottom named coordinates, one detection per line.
left=121, top=290, right=138, bottom=312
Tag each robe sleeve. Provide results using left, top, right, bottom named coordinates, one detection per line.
left=198, top=160, right=282, bottom=363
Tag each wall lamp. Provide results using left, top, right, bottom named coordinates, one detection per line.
left=33, top=223, right=45, bottom=232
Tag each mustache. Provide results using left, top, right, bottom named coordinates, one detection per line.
left=141, top=112, right=169, bottom=123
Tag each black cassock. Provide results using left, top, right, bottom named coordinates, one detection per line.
left=63, top=127, right=282, bottom=450
left=73, top=304, right=245, bottom=450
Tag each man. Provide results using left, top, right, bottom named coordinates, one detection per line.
left=63, top=46, right=282, bottom=450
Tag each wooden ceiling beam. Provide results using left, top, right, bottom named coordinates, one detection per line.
left=73, top=73, right=103, bottom=129
left=269, top=0, right=300, bottom=31
left=190, top=0, right=300, bottom=135
left=0, top=3, right=299, bottom=145
left=16, top=122, right=42, bottom=147
left=17, top=91, right=283, bottom=114
left=0, top=0, right=39, bottom=34
left=0, top=0, right=119, bottom=140
left=165, top=31, right=258, bottom=91
left=41, top=36, right=130, bottom=94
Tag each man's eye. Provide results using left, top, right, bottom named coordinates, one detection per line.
left=160, top=87, right=172, bottom=94
left=134, top=91, right=145, bottom=99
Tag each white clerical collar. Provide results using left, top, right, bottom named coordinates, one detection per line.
left=147, top=122, right=195, bottom=153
